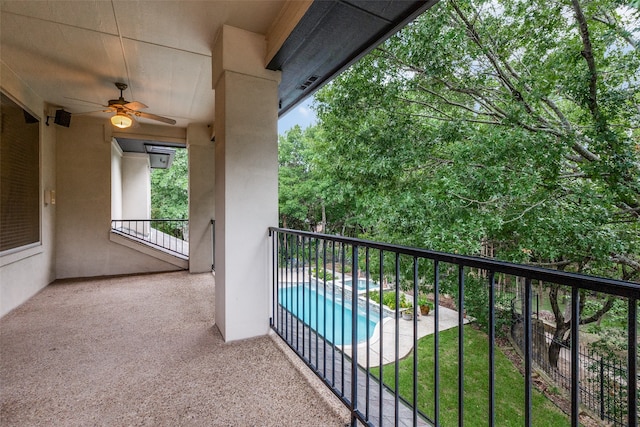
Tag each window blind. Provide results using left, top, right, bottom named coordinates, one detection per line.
left=1, top=93, right=40, bottom=252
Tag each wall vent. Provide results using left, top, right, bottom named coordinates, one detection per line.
left=298, top=75, right=320, bottom=91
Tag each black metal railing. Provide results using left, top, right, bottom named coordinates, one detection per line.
left=510, top=310, right=630, bottom=427
left=111, top=219, right=189, bottom=257
left=269, top=227, right=639, bottom=427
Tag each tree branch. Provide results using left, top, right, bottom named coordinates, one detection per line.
left=502, top=198, right=548, bottom=224
left=591, top=12, right=639, bottom=50
left=449, top=0, right=541, bottom=119
left=414, top=83, right=503, bottom=119
left=579, top=296, right=615, bottom=325
left=611, top=253, right=640, bottom=271
left=404, top=111, right=503, bottom=126
left=571, top=0, right=601, bottom=124
left=528, top=260, right=574, bottom=268
left=452, top=193, right=498, bottom=206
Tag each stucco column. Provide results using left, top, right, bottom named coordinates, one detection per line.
left=121, top=152, right=150, bottom=220
left=187, top=124, right=215, bottom=273
left=212, top=25, right=281, bottom=342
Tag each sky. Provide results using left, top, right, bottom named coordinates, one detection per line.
left=277, top=97, right=317, bottom=136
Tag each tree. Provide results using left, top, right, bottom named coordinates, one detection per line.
left=151, top=148, right=188, bottom=219
left=279, top=125, right=321, bottom=230
left=279, top=125, right=365, bottom=234
left=310, top=0, right=639, bottom=366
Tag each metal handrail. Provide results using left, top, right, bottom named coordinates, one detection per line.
left=269, top=227, right=638, bottom=427
left=111, top=219, right=189, bottom=257
left=270, top=227, right=639, bottom=298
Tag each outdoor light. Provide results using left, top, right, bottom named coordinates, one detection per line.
left=111, top=112, right=132, bottom=129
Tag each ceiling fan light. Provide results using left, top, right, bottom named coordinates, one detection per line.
left=111, top=113, right=132, bottom=129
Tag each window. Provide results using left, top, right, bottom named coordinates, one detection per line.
left=0, top=92, right=40, bottom=252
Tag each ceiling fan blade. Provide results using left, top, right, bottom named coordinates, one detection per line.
left=124, top=101, right=147, bottom=111
left=134, top=111, right=176, bottom=125
left=129, top=113, right=142, bottom=128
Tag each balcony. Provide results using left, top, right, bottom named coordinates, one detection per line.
left=1, top=229, right=637, bottom=426
left=270, top=228, right=639, bottom=427
left=0, top=271, right=351, bottom=426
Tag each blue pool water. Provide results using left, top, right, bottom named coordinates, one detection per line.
left=279, top=284, right=379, bottom=346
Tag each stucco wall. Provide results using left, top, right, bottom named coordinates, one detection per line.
left=213, top=25, right=280, bottom=341
left=121, top=152, right=150, bottom=220
left=187, top=123, right=215, bottom=273
left=111, top=140, right=123, bottom=220
left=55, top=117, right=182, bottom=279
left=0, top=62, right=57, bottom=317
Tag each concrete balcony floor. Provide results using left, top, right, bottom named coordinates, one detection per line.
left=0, top=271, right=350, bottom=426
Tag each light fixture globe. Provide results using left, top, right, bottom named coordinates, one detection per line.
left=111, top=112, right=132, bottom=129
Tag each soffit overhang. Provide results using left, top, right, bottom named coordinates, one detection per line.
left=272, top=0, right=438, bottom=116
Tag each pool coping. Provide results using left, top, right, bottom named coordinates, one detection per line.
left=277, top=278, right=469, bottom=368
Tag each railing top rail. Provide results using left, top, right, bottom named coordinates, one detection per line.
left=269, top=227, right=640, bottom=299
left=112, top=219, right=188, bottom=222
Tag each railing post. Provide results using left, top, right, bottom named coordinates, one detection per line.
left=458, top=265, right=465, bottom=427
left=488, top=271, right=495, bottom=427
left=434, top=259, right=440, bottom=426
left=628, top=297, right=637, bottom=427
left=378, top=249, right=385, bottom=424
left=524, top=278, right=532, bottom=427
left=350, top=244, right=358, bottom=426
left=413, top=257, right=419, bottom=427
left=270, top=229, right=275, bottom=328
left=599, top=356, right=605, bottom=421
left=395, top=252, right=401, bottom=426
left=571, top=286, right=580, bottom=427
left=301, top=237, right=306, bottom=359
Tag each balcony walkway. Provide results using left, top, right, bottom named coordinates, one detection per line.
left=0, top=272, right=349, bottom=426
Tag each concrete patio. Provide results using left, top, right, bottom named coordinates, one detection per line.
left=344, top=305, right=469, bottom=368
left=0, top=272, right=349, bottom=426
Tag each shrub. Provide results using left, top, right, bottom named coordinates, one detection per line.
left=369, top=290, right=411, bottom=310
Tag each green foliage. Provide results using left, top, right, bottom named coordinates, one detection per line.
left=372, top=326, right=570, bottom=426
left=369, top=290, right=412, bottom=310
left=309, top=0, right=639, bottom=281
left=278, top=0, right=639, bottom=350
left=311, top=267, right=336, bottom=281
left=369, top=290, right=381, bottom=304
left=417, top=295, right=431, bottom=308
left=279, top=125, right=357, bottom=233
left=151, top=148, right=188, bottom=219
left=585, top=298, right=634, bottom=354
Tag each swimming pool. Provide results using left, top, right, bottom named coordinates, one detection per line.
left=278, top=284, right=379, bottom=346
left=341, top=278, right=380, bottom=292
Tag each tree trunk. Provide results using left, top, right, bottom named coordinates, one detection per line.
left=549, top=322, right=570, bottom=368
left=548, top=284, right=566, bottom=369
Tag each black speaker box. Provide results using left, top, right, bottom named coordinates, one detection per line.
left=54, top=109, right=71, bottom=127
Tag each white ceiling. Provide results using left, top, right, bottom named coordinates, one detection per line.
left=0, top=0, right=286, bottom=128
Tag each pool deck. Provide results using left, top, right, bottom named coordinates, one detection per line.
left=279, top=273, right=470, bottom=368
left=343, top=305, right=469, bottom=368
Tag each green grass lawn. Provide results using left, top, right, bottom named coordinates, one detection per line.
left=372, top=326, right=570, bottom=427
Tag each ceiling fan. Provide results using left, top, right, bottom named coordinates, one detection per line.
left=73, top=82, right=176, bottom=128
